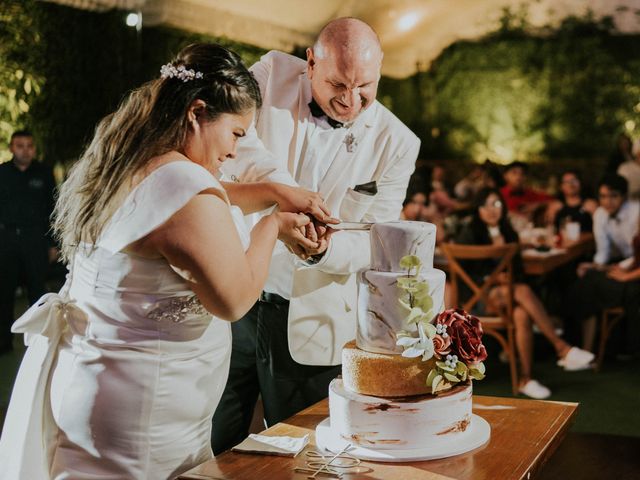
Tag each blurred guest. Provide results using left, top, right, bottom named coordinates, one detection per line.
left=401, top=190, right=428, bottom=221
left=431, top=162, right=452, bottom=196
left=500, top=161, right=552, bottom=220
left=606, top=132, right=633, bottom=174
left=404, top=166, right=451, bottom=239
left=568, top=220, right=640, bottom=355
left=401, top=189, right=447, bottom=243
left=617, top=138, right=640, bottom=199
left=578, top=174, right=640, bottom=276
left=483, top=160, right=505, bottom=189
left=423, top=163, right=464, bottom=217
left=551, top=170, right=597, bottom=234
left=0, top=130, right=57, bottom=353
left=454, top=163, right=485, bottom=202
left=455, top=187, right=594, bottom=399
left=455, top=160, right=505, bottom=203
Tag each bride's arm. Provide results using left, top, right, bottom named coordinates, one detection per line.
left=143, top=192, right=313, bottom=320
left=222, top=181, right=337, bottom=224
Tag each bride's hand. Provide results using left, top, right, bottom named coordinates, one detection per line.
left=274, top=185, right=339, bottom=225
left=274, top=212, right=318, bottom=258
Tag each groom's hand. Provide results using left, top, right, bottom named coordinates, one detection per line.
left=276, top=212, right=319, bottom=260
left=275, top=185, right=339, bottom=226
left=296, top=219, right=335, bottom=260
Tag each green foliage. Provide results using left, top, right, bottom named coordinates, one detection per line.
left=399, top=254, right=422, bottom=271
left=378, top=10, right=640, bottom=170
left=4, top=1, right=637, bottom=177
left=397, top=254, right=434, bottom=321
left=0, top=0, right=44, bottom=162
left=0, top=2, right=266, bottom=166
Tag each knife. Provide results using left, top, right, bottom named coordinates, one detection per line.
left=329, top=222, right=374, bottom=231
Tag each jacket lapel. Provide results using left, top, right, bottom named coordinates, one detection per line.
left=291, top=73, right=312, bottom=175
left=319, top=104, right=377, bottom=208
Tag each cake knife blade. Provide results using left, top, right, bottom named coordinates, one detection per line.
left=329, top=222, right=374, bottom=231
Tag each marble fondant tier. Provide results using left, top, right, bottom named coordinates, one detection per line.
left=357, top=269, right=446, bottom=354
left=329, top=378, right=472, bottom=450
left=342, top=340, right=436, bottom=397
left=370, top=221, right=437, bottom=272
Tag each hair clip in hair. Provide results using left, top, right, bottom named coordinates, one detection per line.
left=160, top=63, right=204, bottom=82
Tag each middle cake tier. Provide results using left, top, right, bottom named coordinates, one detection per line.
left=357, top=268, right=446, bottom=354
left=342, top=340, right=436, bottom=397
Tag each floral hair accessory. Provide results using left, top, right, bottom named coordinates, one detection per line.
left=160, top=63, right=204, bottom=82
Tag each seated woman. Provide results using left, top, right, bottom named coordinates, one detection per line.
left=401, top=189, right=448, bottom=244
left=401, top=189, right=428, bottom=221
left=551, top=169, right=597, bottom=234
left=568, top=220, right=640, bottom=355
left=455, top=187, right=594, bottom=399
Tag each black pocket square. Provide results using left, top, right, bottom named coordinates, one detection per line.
left=353, top=181, right=377, bottom=196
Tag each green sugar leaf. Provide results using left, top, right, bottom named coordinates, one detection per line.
left=426, top=368, right=439, bottom=386
left=431, top=374, right=443, bottom=394
left=444, top=372, right=461, bottom=383
left=399, top=255, right=422, bottom=269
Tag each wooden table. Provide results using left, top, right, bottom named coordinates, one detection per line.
left=179, top=395, right=578, bottom=480
left=522, top=233, right=594, bottom=276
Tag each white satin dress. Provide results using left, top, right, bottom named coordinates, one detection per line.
left=0, top=161, right=250, bottom=479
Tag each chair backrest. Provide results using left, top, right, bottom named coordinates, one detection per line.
left=441, top=242, right=519, bottom=320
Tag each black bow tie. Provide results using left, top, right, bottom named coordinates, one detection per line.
left=308, top=98, right=343, bottom=129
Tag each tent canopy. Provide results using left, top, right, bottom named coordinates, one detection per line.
left=46, top=0, right=640, bottom=77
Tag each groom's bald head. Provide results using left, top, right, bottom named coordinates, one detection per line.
left=306, top=18, right=383, bottom=123
left=313, top=18, right=382, bottom=65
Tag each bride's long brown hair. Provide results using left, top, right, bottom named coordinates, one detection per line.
left=53, top=43, right=261, bottom=262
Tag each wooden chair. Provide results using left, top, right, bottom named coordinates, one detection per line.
left=441, top=243, right=520, bottom=395
left=595, top=307, right=625, bottom=372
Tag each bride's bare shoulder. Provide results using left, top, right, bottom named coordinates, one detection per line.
left=131, top=151, right=191, bottom=187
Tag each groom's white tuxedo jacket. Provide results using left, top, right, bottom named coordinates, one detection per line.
left=221, top=51, right=420, bottom=366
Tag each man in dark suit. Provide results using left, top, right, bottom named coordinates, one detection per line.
left=0, top=130, right=57, bottom=353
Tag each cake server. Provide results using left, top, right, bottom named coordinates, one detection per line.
left=329, top=222, right=374, bottom=231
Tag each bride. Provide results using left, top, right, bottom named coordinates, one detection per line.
left=0, top=43, right=333, bottom=479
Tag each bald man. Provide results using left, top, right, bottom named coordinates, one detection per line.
left=214, top=18, right=420, bottom=453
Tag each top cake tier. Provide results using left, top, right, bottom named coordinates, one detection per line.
left=370, top=221, right=437, bottom=272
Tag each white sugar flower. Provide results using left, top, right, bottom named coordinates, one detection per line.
left=396, top=323, right=435, bottom=361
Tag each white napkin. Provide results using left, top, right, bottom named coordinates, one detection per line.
left=231, top=433, right=310, bottom=457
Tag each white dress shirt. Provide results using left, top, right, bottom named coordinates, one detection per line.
left=264, top=115, right=355, bottom=299
left=592, top=200, right=640, bottom=265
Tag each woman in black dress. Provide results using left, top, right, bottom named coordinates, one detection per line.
left=455, top=187, right=595, bottom=398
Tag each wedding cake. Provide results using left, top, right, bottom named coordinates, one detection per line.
left=320, top=221, right=489, bottom=458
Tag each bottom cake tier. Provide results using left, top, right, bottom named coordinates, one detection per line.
left=328, top=378, right=472, bottom=451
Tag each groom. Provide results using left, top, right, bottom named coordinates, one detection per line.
left=214, top=17, right=420, bottom=453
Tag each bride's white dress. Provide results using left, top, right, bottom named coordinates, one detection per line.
left=0, top=161, right=249, bottom=479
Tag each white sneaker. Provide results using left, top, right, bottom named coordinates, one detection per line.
left=518, top=379, right=552, bottom=399
left=557, top=347, right=595, bottom=371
